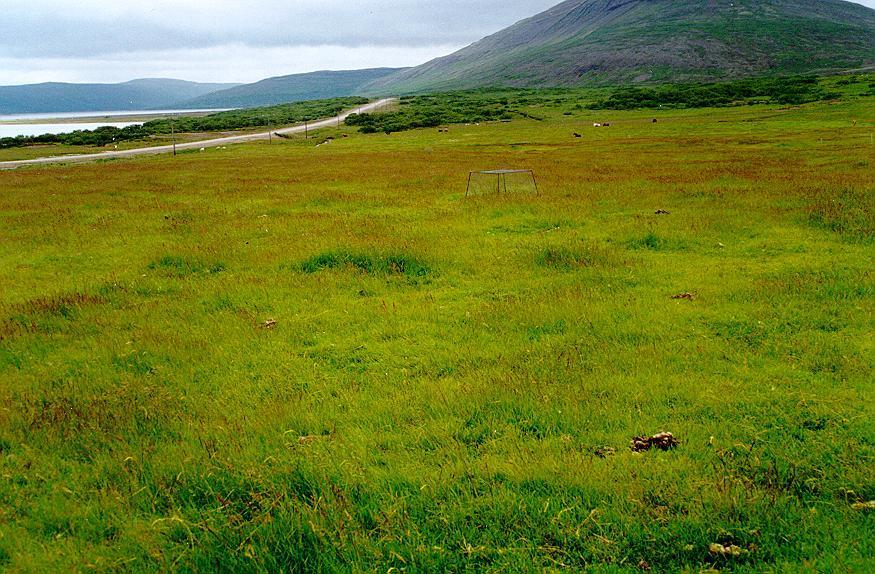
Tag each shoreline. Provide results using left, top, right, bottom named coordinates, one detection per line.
left=0, top=109, right=231, bottom=126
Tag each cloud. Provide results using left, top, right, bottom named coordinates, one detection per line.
left=0, top=1, right=561, bottom=58
left=0, top=44, right=465, bottom=85
left=2, top=0, right=874, bottom=84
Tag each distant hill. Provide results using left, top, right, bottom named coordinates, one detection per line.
left=364, top=0, right=875, bottom=94
left=0, top=79, right=240, bottom=114
left=177, top=68, right=405, bottom=109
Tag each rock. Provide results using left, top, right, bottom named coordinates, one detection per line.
left=709, top=543, right=746, bottom=557
left=262, top=319, right=278, bottom=329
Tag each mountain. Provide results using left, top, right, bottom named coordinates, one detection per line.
left=364, top=0, right=875, bottom=94
left=177, top=68, right=405, bottom=109
left=0, top=79, right=239, bottom=114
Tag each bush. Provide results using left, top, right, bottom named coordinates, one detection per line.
left=345, top=90, right=526, bottom=135
left=587, top=76, right=834, bottom=110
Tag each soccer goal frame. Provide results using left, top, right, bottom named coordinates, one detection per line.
left=465, top=169, right=540, bottom=198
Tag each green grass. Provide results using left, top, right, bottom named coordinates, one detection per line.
left=0, top=91, right=872, bottom=571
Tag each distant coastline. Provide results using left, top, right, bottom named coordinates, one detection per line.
left=0, top=108, right=232, bottom=138
left=0, top=108, right=232, bottom=124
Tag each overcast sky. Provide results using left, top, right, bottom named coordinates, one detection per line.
left=2, top=0, right=874, bottom=86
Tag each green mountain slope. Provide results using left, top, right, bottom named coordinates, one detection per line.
left=0, top=79, right=239, bottom=114
left=364, top=0, right=875, bottom=93
left=177, top=68, right=404, bottom=109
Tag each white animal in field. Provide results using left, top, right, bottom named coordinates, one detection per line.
left=199, top=147, right=205, bottom=152
left=593, top=123, right=602, bottom=127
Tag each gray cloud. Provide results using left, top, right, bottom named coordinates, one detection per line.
left=0, top=1, right=561, bottom=58
left=2, top=0, right=874, bottom=84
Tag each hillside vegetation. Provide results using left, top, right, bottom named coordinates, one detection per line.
left=179, top=69, right=403, bottom=109
left=0, top=85, right=872, bottom=571
left=347, top=74, right=869, bottom=134
left=0, top=79, right=238, bottom=115
left=365, top=0, right=875, bottom=94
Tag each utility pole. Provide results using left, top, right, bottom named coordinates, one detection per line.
left=171, top=114, right=176, bottom=156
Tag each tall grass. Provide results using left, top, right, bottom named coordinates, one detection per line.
left=0, top=92, right=872, bottom=571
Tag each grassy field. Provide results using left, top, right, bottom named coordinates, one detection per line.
left=0, top=93, right=872, bottom=572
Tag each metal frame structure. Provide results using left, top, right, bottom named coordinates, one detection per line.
left=466, top=169, right=539, bottom=197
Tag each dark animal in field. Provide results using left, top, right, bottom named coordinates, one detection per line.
left=631, top=432, right=679, bottom=452
left=653, top=118, right=658, bottom=123
left=655, top=209, right=670, bottom=215
left=573, top=132, right=582, bottom=138
left=672, top=292, right=695, bottom=300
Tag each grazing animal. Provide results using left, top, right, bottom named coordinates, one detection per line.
left=653, top=118, right=658, bottom=123
left=199, top=147, right=205, bottom=152
left=573, top=132, right=582, bottom=138
left=593, top=123, right=602, bottom=127
left=603, top=122, right=610, bottom=127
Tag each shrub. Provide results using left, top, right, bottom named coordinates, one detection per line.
left=587, top=76, right=834, bottom=110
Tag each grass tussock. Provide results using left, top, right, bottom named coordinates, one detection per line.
left=756, top=267, right=872, bottom=302
left=536, top=242, right=623, bottom=269
left=806, top=188, right=874, bottom=242
left=298, top=250, right=432, bottom=279
left=148, top=256, right=227, bottom=278
left=626, top=232, right=688, bottom=251
left=11, top=292, right=104, bottom=317
left=16, top=385, right=177, bottom=460
left=0, top=292, right=104, bottom=342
